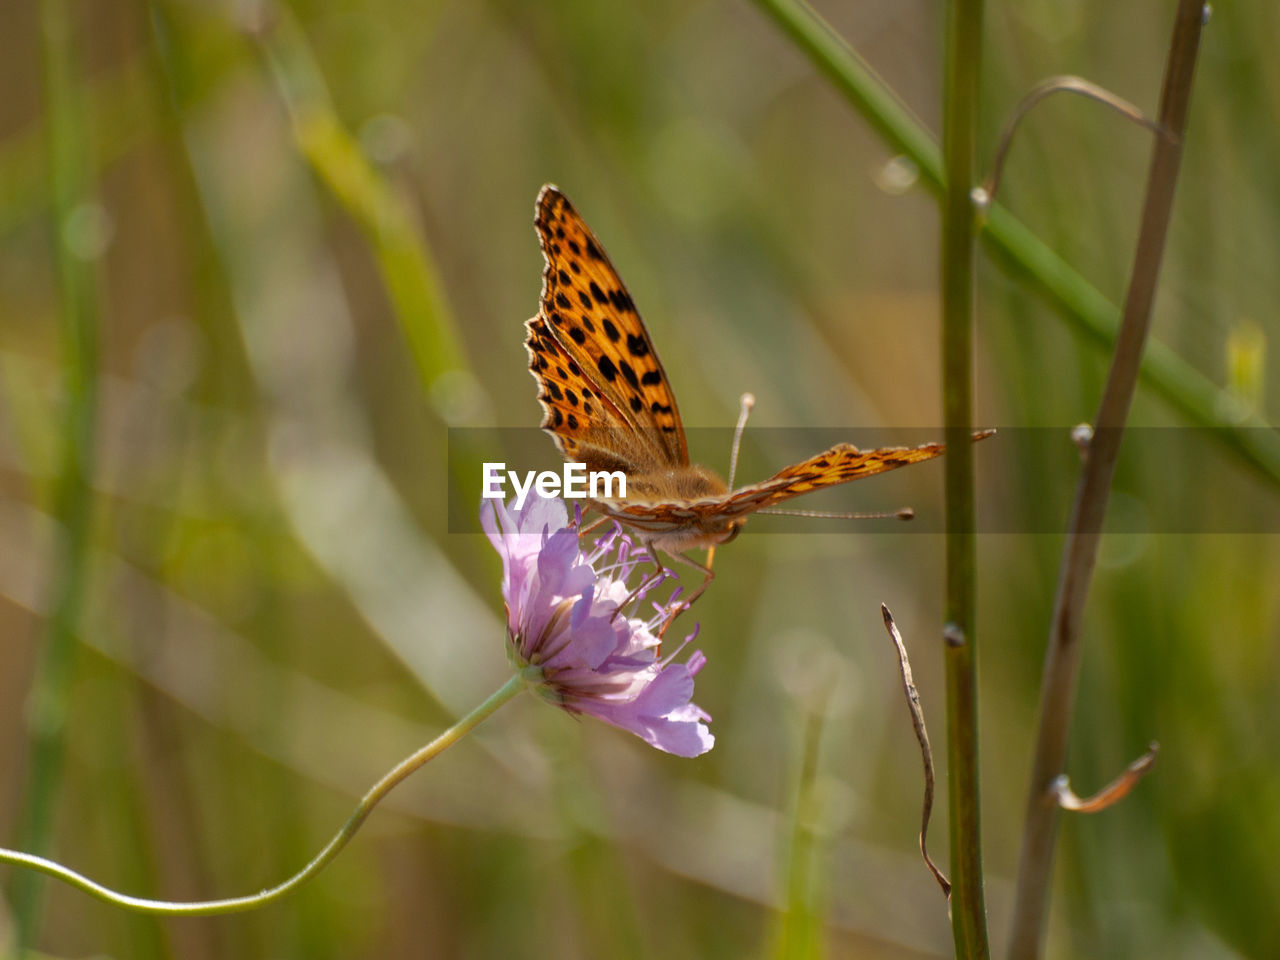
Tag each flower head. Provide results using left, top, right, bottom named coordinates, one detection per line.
left=482, top=495, right=713, bottom=757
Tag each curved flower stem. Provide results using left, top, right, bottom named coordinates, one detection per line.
left=0, top=673, right=529, bottom=917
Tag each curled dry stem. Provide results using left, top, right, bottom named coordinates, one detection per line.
left=977, top=76, right=1165, bottom=211
left=1053, top=742, right=1159, bottom=814
left=880, top=604, right=950, bottom=898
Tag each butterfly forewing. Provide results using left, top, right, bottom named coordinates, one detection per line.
left=528, top=185, right=688, bottom=467
left=525, top=316, right=645, bottom=473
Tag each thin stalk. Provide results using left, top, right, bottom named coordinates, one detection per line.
left=9, top=0, right=100, bottom=951
left=940, top=0, right=990, bottom=954
left=0, top=674, right=528, bottom=916
left=747, top=0, right=1280, bottom=491
left=1007, top=3, right=1206, bottom=957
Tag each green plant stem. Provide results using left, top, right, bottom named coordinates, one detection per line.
left=10, top=1, right=100, bottom=952
left=0, top=673, right=528, bottom=917
left=749, top=0, right=942, bottom=184
left=940, top=0, right=991, bottom=955
left=1007, top=3, right=1205, bottom=957
left=747, top=0, right=1280, bottom=490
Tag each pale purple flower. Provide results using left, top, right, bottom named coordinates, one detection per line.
left=482, top=495, right=713, bottom=757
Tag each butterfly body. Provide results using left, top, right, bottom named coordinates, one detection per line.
left=525, top=184, right=978, bottom=555
left=625, top=464, right=729, bottom=502
left=593, top=464, right=742, bottom=552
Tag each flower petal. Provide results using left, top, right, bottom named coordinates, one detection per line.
left=578, top=655, right=714, bottom=757
left=485, top=495, right=713, bottom=757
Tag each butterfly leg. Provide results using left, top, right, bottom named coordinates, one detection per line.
left=611, top=542, right=669, bottom=621
left=657, top=551, right=716, bottom=639
left=575, top=514, right=612, bottom=538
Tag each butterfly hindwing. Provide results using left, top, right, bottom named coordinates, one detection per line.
left=598, top=442, right=950, bottom=534
left=531, top=185, right=688, bottom=467
left=711, top=442, right=948, bottom=517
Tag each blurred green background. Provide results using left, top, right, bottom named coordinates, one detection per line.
left=1, top=0, right=1277, bottom=957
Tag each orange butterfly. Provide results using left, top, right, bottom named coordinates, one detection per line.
left=525, top=185, right=985, bottom=576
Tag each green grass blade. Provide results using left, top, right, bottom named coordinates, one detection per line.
left=9, top=0, right=101, bottom=951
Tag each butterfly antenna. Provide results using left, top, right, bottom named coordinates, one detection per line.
left=727, top=392, right=755, bottom=489
left=757, top=507, right=916, bottom=521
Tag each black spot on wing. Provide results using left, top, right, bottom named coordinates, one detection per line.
left=618, top=360, right=640, bottom=390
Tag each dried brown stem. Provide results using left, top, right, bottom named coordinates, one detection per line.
left=880, top=605, right=950, bottom=898
left=1007, top=3, right=1206, bottom=957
